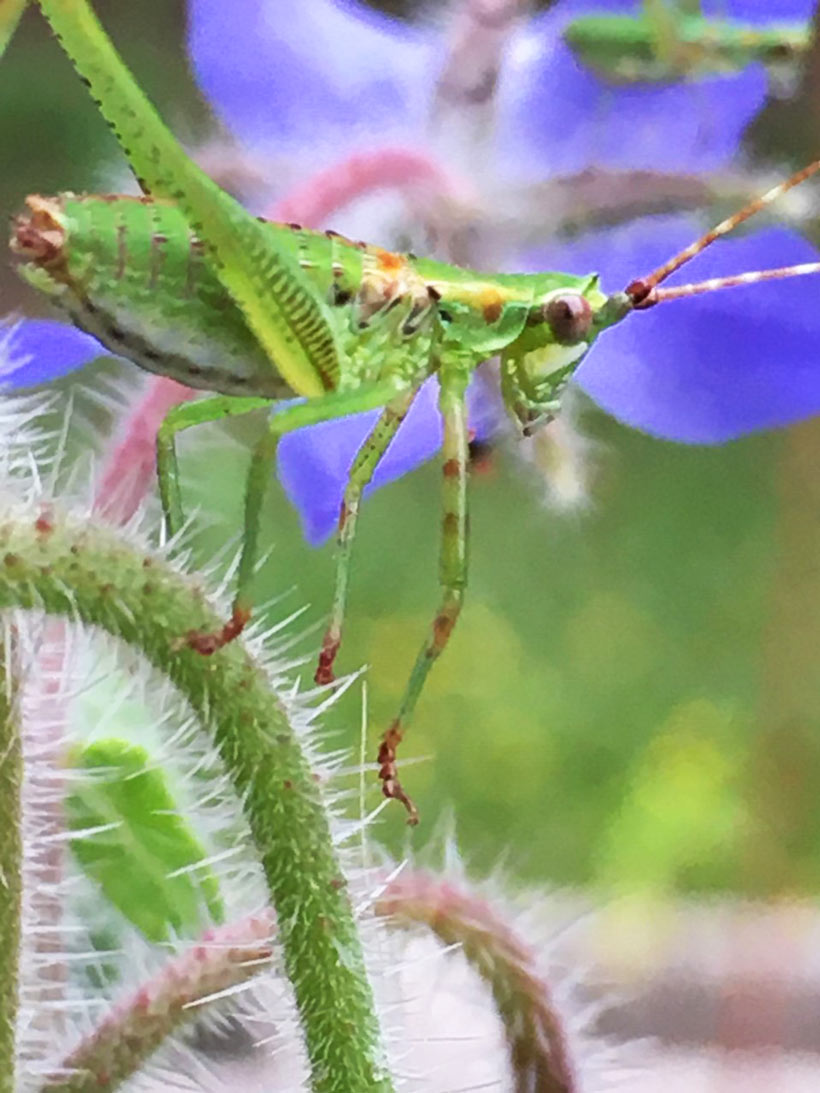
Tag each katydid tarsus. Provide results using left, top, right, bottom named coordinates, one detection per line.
left=10, top=0, right=820, bottom=821
left=564, top=1, right=808, bottom=84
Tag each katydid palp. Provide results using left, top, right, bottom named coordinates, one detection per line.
left=9, top=0, right=820, bottom=822
left=564, top=1, right=808, bottom=84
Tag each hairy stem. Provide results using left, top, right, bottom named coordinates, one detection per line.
left=378, top=871, right=577, bottom=1093
left=0, top=627, right=22, bottom=1092
left=0, top=507, right=393, bottom=1093
left=38, top=911, right=276, bottom=1091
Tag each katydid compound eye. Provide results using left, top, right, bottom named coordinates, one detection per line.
left=544, top=293, right=592, bottom=344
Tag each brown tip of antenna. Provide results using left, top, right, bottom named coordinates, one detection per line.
left=624, top=278, right=654, bottom=308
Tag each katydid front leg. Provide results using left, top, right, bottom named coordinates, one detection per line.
left=155, top=382, right=413, bottom=653
left=315, top=389, right=420, bottom=686
left=378, top=367, right=470, bottom=824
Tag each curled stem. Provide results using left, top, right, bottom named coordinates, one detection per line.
left=0, top=507, right=393, bottom=1093
left=271, top=146, right=470, bottom=229
left=38, top=911, right=276, bottom=1092
left=378, top=870, right=578, bottom=1093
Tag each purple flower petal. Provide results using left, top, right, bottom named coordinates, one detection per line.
left=719, top=0, right=816, bottom=20
left=1, top=320, right=105, bottom=387
left=277, top=377, right=499, bottom=546
left=187, top=0, right=431, bottom=150
left=528, top=215, right=820, bottom=442
left=502, top=19, right=767, bottom=176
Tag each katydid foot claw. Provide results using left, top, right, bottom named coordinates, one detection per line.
left=184, top=604, right=251, bottom=655
left=378, top=721, right=419, bottom=825
left=314, top=631, right=341, bottom=686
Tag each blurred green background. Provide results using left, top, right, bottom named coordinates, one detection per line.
left=4, top=0, right=820, bottom=903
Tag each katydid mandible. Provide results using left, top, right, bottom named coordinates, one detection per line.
left=10, top=0, right=820, bottom=822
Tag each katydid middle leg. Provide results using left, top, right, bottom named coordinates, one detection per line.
left=155, top=381, right=412, bottom=654
left=378, top=367, right=470, bottom=824
left=315, top=388, right=420, bottom=686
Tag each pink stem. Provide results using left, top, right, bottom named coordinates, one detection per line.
left=271, top=145, right=467, bottom=228
left=40, top=910, right=275, bottom=1092
left=94, top=378, right=194, bottom=521
left=377, top=870, right=579, bottom=1093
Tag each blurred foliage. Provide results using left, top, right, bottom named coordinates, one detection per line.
left=6, top=0, right=820, bottom=904
left=67, top=739, right=225, bottom=942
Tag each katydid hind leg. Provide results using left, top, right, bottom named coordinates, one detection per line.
left=315, top=390, right=419, bottom=686
left=181, top=380, right=413, bottom=655
left=378, top=371, right=470, bottom=824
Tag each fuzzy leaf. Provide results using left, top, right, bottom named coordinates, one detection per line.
left=67, top=739, right=224, bottom=942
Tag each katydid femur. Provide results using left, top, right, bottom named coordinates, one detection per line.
left=10, top=0, right=820, bottom=821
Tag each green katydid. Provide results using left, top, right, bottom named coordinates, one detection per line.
left=10, top=0, right=820, bottom=821
left=564, top=0, right=808, bottom=84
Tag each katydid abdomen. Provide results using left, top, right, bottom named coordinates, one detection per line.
left=13, top=193, right=296, bottom=398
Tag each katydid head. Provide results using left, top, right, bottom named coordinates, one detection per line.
left=500, top=278, right=630, bottom=436
left=503, top=156, right=820, bottom=437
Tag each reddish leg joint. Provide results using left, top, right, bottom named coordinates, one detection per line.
left=314, top=630, right=341, bottom=686
left=625, top=278, right=656, bottom=309
left=378, top=721, right=419, bottom=825
left=185, top=604, right=252, bottom=656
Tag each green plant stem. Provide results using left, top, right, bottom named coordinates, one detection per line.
left=0, top=508, right=393, bottom=1093
left=0, top=629, right=22, bottom=1093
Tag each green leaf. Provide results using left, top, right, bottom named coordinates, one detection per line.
left=66, top=738, right=224, bottom=943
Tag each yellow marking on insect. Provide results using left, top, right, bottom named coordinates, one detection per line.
left=526, top=341, right=589, bottom=379
left=428, top=277, right=533, bottom=314
left=372, top=246, right=406, bottom=275
left=477, top=286, right=504, bottom=324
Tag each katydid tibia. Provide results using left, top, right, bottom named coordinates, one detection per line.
left=9, top=0, right=820, bottom=822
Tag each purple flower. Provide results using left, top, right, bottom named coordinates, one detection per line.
left=8, top=0, right=820, bottom=543
left=0, top=320, right=104, bottom=386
